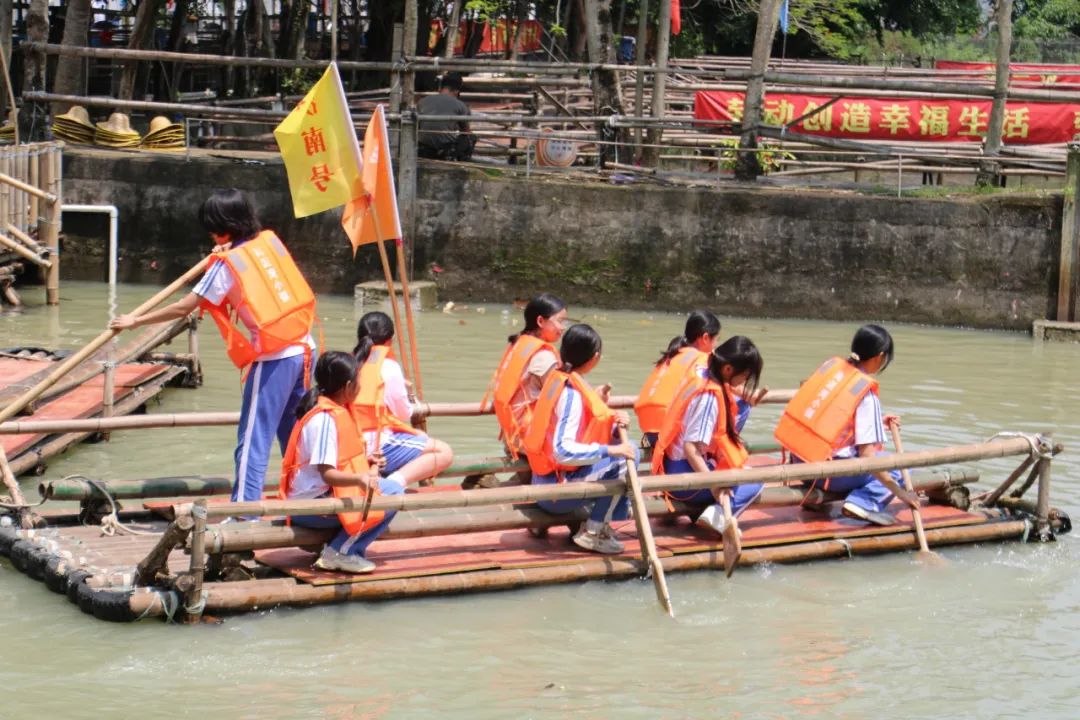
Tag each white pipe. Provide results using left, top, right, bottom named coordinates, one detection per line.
left=61, top=204, right=120, bottom=320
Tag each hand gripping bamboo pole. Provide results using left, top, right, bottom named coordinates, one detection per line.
left=889, top=423, right=943, bottom=563
left=619, top=427, right=674, bottom=617
left=0, top=255, right=211, bottom=424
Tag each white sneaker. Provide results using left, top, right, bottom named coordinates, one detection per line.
left=695, top=504, right=728, bottom=535
left=315, top=546, right=376, bottom=574
left=841, top=502, right=896, bottom=527
left=572, top=525, right=624, bottom=554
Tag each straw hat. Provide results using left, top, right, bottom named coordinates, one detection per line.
left=147, top=115, right=175, bottom=135
left=140, top=115, right=185, bottom=150
left=55, top=105, right=94, bottom=128
left=96, top=112, right=136, bottom=136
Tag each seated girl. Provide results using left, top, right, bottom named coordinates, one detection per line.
left=280, top=352, right=400, bottom=574
left=523, top=324, right=638, bottom=555
left=352, top=311, right=453, bottom=485
left=651, top=336, right=765, bottom=541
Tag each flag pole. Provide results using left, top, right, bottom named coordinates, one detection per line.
left=373, top=232, right=412, bottom=385
left=394, top=239, right=424, bottom=400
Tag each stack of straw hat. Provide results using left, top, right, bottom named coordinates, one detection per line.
left=94, top=112, right=141, bottom=148
left=140, top=115, right=185, bottom=150
left=52, top=105, right=96, bottom=144
left=0, top=123, right=13, bottom=142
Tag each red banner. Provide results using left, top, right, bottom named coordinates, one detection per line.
left=694, top=90, right=1080, bottom=145
left=936, top=60, right=1080, bottom=87
left=428, top=19, right=543, bottom=57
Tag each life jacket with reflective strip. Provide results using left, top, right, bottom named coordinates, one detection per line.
left=634, top=347, right=708, bottom=434
left=774, top=356, right=879, bottom=463
left=523, top=370, right=615, bottom=477
left=198, top=230, right=316, bottom=370
left=482, top=334, right=558, bottom=457
left=351, top=345, right=419, bottom=435
left=651, top=374, right=749, bottom=475
left=279, top=396, right=383, bottom=535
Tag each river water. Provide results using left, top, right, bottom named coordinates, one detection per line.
left=2, top=281, right=1078, bottom=719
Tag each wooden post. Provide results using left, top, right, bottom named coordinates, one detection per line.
left=186, top=315, right=203, bottom=386
left=330, top=0, right=339, bottom=61
left=182, top=499, right=208, bottom=621
left=389, top=25, right=404, bottom=153
left=1035, top=433, right=1053, bottom=542
left=1058, top=141, right=1080, bottom=322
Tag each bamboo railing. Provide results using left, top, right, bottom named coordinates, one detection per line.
left=0, top=142, right=62, bottom=307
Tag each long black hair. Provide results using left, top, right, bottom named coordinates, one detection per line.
left=508, top=293, right=566, bottom=344
left=656, top=310, right=721, bottom=366
left=559, top=324, right=602, bottom=372
left=707, top=335, right=763, bottom=449
left=295, top=351, right=359, bottom=419
left=198, top=188, right=261, bottom=241
left=354, top=311, right=395, bottom=364
left=850, top=324, right=894, bottom=372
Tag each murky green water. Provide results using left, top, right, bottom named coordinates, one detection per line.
left=2, top=281, right=1079, bottom=719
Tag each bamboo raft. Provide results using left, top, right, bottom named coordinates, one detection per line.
left=0, top=428, right=1068, bottom=623
left=0, top=316, right=201, bottom=477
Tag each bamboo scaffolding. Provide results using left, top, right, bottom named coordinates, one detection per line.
left=175, top=436, right=1043, bottom=521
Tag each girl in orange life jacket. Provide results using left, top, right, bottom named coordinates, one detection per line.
left=353, top=312, right=453, bottom=484
left=486, top=293, right=568, bottom=457
left=282, top=352, right=399, bottom=574
left=109, top=189, right=316, bottom=506
left=636, top=310, right=721, bottom=447
left=651, top=336, right=765, bottom=536
left=523, top=324, right=638, bottom=555
left=778, top=324, right=903, bottom=527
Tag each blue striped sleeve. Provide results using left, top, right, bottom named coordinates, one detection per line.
left=552, top=388, right=609, bottom=466
left=683, top=394, right=718, bottom=445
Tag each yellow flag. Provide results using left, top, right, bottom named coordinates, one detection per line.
left=273, top=63, right=362, bottom=218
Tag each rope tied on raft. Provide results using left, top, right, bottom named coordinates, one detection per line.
left=984, top=432, right=1053, bottom=461
left=63, top=475, right=164, bottom=537
left=183, top=589, right=208, bottom=617
left=135, top=590, right=180, bottom=623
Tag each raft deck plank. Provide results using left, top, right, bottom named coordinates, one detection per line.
left=253, top=501, right=983, bottom=586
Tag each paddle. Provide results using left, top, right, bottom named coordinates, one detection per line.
left=888, top=422, right=946, bottom=564
left=618, top=427, right=674, bottom=618
left=0, top=255, right=212, bottom=425
left=718, top=491, right=741, bottom=578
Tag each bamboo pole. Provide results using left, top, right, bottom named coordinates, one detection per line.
left=979, top=455, right=1034, bottom=507
left=42, top=475, right=233, bottom=501
left=135, top=515, right=194, bottom=585
left=42, top=147, right=61, bottom=306
left=0, top=155, right=9, bottom=233
left=374, top=241, right=411, bottom=385
left=180, top=499, right=208, bottom=622
left=0, top=446, right=32, bottom=528
left=1035, top=434, right=1052, bottom=541
left=0, top=232, right=51, bottom=268
left=890, top=423, right=942, bottom=563
left=181, top=436, right=1040, bottom=520
left=7, top=224, right=44, bottom=254
left=0, top=255, right=211, bottom=424
left=0, top=171, right=55, bottom=202
left=395, top=241, right=424, bottom=400
left=27, top=150, right=39, bottom=226
left=619, top=427, right=673, bottom=616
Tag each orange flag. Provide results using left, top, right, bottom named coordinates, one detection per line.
left=342, top=105, right=403, bottom=251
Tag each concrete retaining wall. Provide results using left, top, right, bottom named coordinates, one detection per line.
left=60, top=148, right=1063, bottom=329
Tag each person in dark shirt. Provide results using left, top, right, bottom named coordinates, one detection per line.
left=417, top=72, right=476, bottom=161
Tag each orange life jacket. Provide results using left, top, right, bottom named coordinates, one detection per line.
left=634, top=347, right=708, bottom=434
left=279, top=396, right=383, bottom=535
left=198, top=230, right=316, bottom=370
left=351, top=345, right=420, bottom=436
left=651, top=374, right=749, bottom=475
left=523, top=370, right=615, bottom=477
left=774, top=356, right=879, bottom=463
left=482, top=334, right=559, bottom=457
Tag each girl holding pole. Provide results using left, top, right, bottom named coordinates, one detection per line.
left=774, top=324, right=904, bottom=527
left=352, top=311, right=453, bottom=485
left=109, top=189, right=316, bottom=505
left=650, top=336, right=765, bottom=536
left=523, top=324, right=638, bottom=555
left=281, top=352, right=398, bottom=574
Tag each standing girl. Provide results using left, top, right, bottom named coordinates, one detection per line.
left=651, top=336, right=765, bottom=538
left=485, top=293, right=568, bottom=457
left=523, top=324, right=638, bottom=554
left=280, top=352, right=398, bottom=574
left=774, top=324, right=903, bottom=527
left=353, top=312, right=453, bottom=485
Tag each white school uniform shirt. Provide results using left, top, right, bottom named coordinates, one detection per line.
left=551, top=386, right=610, bottom=467
left=666, top=393, right=719, bottom=462
left=193, top=260, right=315, bottom=362
left=361, top=356, right=415, bottom=448
left=288, top=411, right=338, bottom=499
left=833, top=391, right=886, bottom=459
